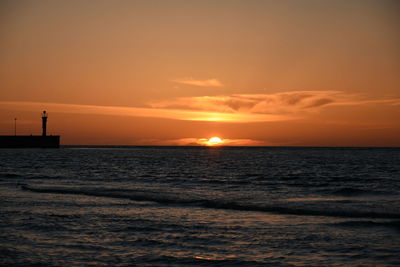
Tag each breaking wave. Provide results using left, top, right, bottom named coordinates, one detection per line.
left=21, top=185, right=400, bottom=219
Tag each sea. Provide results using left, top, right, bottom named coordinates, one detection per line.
left=0, top=146, right=399, bottom=266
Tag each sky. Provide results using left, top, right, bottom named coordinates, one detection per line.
left=0, top=0, right=399, bottom=146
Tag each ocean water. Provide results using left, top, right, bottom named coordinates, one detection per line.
left=0, top=146, right=399, bottom=266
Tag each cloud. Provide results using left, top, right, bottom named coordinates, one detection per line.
left=139, top=138, right=265, bottom=146
left=173, top=78, right=223, bottom=87
left=150, top=91, right=400, bottom=115
left=0, top=101, right=293, bottom=123
left=2, top=91, right=398, bottom=125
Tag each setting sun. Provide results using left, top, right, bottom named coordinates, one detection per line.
left=1, top=2, right=400, bottom=266
left=207, top=137, right=223, bottom=146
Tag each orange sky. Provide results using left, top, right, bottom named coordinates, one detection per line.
left=1, top=0, right=399, bottom=146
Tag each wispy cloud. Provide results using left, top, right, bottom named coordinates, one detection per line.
left=0, top=101, right=292, bottom=123
left=150, top=91, right=400, bottom=115
left=173, top=78, right=223, bottom=87
left=2, top=91, right=398, bottom=124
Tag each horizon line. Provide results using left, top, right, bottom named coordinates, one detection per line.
left=60, top=145, right=400, bottom=149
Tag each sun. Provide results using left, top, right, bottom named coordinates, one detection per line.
left=207, top=137, right=223, bottom=146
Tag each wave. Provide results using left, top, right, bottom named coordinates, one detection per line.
left=2, top=173, right=21, bottom=178
left=1, top=173, right=64, bottom=180
left=21, top=185, right=400, bottom=219
left=330, top=220, right=400, bottom=230
left=330, top=187, right=392, bottom=196
left=132, top=254, right=270, bottom=266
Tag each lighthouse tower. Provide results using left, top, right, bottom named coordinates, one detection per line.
left=41, top=111, right=48, bottom=136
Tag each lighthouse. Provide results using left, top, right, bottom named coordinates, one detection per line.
left=0, top=110, right=60, bottom=148
left=0, top=111, right=60, bottom=148
left=42, top=111, right=48, bottom=136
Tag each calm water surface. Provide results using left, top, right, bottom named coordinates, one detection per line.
left=1, top=147, right=399, bottom=266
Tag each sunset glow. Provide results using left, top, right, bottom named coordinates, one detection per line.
left=2, top=2, right=399, bottom=266
left=0, top=1, right=399, bottom=146
left=206, top=137, right=223, bottom=146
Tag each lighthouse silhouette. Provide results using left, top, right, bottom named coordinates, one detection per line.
left=0, top=110, right=60, bottom=148
left=42, top=111, right=48, bottom=136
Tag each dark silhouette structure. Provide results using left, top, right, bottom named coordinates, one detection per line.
left=0, top=111, right=60, bottom=148
left=42, top=111, right=47, bottom=136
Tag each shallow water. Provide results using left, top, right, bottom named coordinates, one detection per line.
left=1, top=147, right=399, bottom=266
